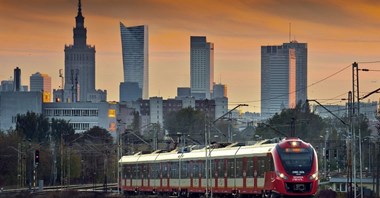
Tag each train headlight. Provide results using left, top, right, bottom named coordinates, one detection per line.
left=276, top=170, right=288, bottom=180
left=309, top=171, right=318, bottom=180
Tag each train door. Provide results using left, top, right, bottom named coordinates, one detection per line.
left=123, top=164, right=132, bottom=190
left=227, top=158, right=235, bottom=188
left=169, top=162, right=179, bottom=189
left=132, top=164, right=139, bottom=188
left=161, top=162, right=169, bottom=191
left=246, top=157, right=254, bottom=189
left=159, top=162, right=163, bottom=191
left=214, top=159, right=221, bottom=190
left=256, top=157, right=266, bottom=188
left=151, top=163, right=159, bottom=191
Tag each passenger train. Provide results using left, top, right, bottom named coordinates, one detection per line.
left=119, top=137, right=318, bottom=197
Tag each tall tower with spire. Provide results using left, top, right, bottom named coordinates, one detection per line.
left=63, top=0, right=96, bottom=102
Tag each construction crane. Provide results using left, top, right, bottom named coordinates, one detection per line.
left=59, top=69, right=64, bottom=102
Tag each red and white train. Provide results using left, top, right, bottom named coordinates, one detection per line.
left=119, top=137, right=318, bottom=197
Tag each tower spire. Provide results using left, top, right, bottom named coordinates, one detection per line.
left=73, top=0, right=86, bottom=46
left=78, top=0, right=82, bottom=15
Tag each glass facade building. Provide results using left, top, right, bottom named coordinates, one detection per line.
left=120, top=23, right=149, bottom=99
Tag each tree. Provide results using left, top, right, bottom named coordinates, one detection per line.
left=76, top=127, right=115, bottom=184
left=16, top=112, right=50, bottom=143
left=82, top=126, right=113, bottom=144
left=130, top=111, right=140, bottom=132
left=164, top=107, right=206, bottom=143
left=255, top=102, right=325, bottom=143
left=51, top=118, right=75, bottom=143
left=0, top=130, right=23, bottom=187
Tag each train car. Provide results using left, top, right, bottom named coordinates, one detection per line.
left=119, top=137, right=318, bottom=197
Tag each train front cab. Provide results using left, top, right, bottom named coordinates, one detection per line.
left=270, top=138, right=318, bottom=197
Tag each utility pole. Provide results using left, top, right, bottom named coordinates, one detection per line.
left=17, top=143, right=21, bottom=188
left=213, top=104, right=248, bottom=142
left=205, top=112, right=209, bottom=198
left=61, top=133, right=64, bottom=187
left=348, top=91, right=353, bottom=198
left=352, top=62, right=363, bottom=198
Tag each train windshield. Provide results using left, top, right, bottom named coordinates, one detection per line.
left=276, top=145, right=313, bottom=176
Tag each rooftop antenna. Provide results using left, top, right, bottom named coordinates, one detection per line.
left=59, top=69, right=64, bottom=102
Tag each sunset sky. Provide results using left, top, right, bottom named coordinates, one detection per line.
left=1, top=0, right=380, bottom=112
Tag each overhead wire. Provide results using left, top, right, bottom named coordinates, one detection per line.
left=230, top=64, right=352, bottom=104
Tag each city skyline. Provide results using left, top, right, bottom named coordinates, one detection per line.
left=1, top=0, right=380, bottom=112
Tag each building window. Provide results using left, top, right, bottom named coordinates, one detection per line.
left=82, top=110, right=89, bottom=116
left=54, top=109, right=61, bottom=116
left=73, top=110, right=80, bottom=116
left=108, top=109, right=116, bottom=118
left=12, top=116, right=17, bottom=123
left=89, top=110, right=98, bottom=116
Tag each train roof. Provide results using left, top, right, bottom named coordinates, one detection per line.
left=119, top=139, right=278, bottom=164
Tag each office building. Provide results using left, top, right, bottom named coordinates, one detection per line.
left=261, top=41, right=307, bottom=118
left=212, top=83, right=227, bottom=99
left=284, top=42, right=308, bottom=104
left=120, top=23, right=149, bottom=99
left=0, top=92, right=42, bottom=130
left=261, top=45, right=296, bottom=118
left=43, top=102, right=117, bottom=134
left=190, top=36, right=214, bottom=99
left=176, top=87, right=191, bottom=99
left=1, top=80, right=14, bottom=92
left=30, top=72, right=52, bottom=103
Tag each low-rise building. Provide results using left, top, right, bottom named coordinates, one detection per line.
left=0, top=92, right=42, bottom=131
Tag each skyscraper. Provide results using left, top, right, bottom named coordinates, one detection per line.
left=261, top=41, right=307, bottom=118
left=30, top=72, right=52, bottom=103
left=190, top=36, right=214, bottom=99
left=64, top=0, right=96, bottom=102
left=14, top=67, right=21, bottom=92
left=284, top=42, right=308, bottom=104
left=120, top=23, right=149, bottom=100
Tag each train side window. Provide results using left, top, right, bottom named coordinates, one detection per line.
left=236, top=158, right=243, bottom=177
left=128, top=165, right=132, bottom=179
left=162, top=163, right=168, bottom=178
left=227, top=159, right=235, bottom=178
left=247, top=158, right=254, bottom=177
left=192, top=161, right=199, bottom=177
left=142, top=164, right=148, bottom=178
left=154, top=163, right=160, bottom=179
left=200, top=161, right=205, bottom=178
left=181, top=161, right=189, bottom=178
left=133, top=164, right=139, bottom=179
left=257, top=157, right=265, bottom=177
left=149, top=164, right=154, bottom=179
left=170, top=162, right=179, bottom=178
left=217, top=159, right=224, bottom=178
left=122, top=165, right=128, bottom=179
left=122, top=165, right=126, bottom=179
